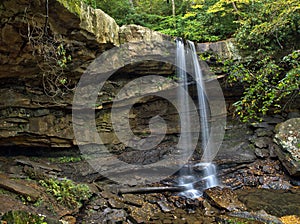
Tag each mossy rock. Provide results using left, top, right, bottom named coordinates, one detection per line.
left=1, top=211, right=47, bottom=224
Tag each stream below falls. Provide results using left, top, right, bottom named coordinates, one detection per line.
left=0, top=117, right=299, bottom=223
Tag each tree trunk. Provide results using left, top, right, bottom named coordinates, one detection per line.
left=171, top=0, right=175, bottom=17
left=231, top=2, right=239, bottom=13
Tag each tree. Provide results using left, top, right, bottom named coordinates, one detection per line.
left=171, top=0, right=176, bottom=16
left=219, top=0, right=300, bottom=121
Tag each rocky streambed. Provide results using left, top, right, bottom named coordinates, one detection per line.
left=0, top=116, right=299, bottom=224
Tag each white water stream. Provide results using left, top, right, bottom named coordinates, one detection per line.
left=176, top=38, right=218, bottom=198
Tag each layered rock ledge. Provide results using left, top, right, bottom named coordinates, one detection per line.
left=0, top=0, right=236, bottom=148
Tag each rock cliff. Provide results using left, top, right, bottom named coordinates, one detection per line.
left=0, top=0, right=237, bottom=148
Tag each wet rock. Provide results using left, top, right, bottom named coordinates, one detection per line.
left=229, top=210, right=283, bottom=224
left=93, top=205, right=101, bottom=210
left=237, top=188, right=300, bottom=217
left=168, top=196, right=186, bottom=208
left=274, top=118, right=300, bottom=176
left=9, top=157, right=64, bottom=181
left=269, top=143, right=280, bottom=158
left=129, top=201, right=160, bottom=223
left=217, top=215, right=265, bottom=224
left=255, top=128, right=274, bottom=137
left=262, top=181, right=291, bottom=190
left=287, top=111, right=300, bottom=119
left=203, top=199, right=218, bottom=216
left=262, top=165, right=274, bottom=174
left=203, top=186, right=246, bottom=211
left=251, top=122, right=273, bottom=130
left=216, top=119, right=257, bottom=168
left=100, top=190, right=129, bottom=209
left=108, top=198, right=126, bottom=209
left=23, top=165, right=48, bottom=180
left=263, top=116, right=284, bottom=125
left=0, top=174, right=40, bottom=201
left=157, top=200, right=174, bottom=213
left=216, top=141, right=256, bottom=166
left=122, top=194, right=144, bottom=207
left=0, top=195, right=32, bottom=214
left=254, top=148, right=269, bottom=158
left=100, top=190, right=118, bottom=200
left=220, top=158, right=291, bottom=190
left=243, top=175, right=259, bottom=187
left=88, top=197, right=109, bottom=210
left=253, top=137, right=271, bottom=149
left=102, top=208, right=128, bottom=223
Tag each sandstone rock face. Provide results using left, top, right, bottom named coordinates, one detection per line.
left=196, top=39, right=241, bottom=60
left=274, top=118, right=300, bottom=176
left=0, top=0, right=230, bottom=149
left=0, top=0, right=120, bottom=81
left=119, top=24, right=171, bottom=44
left=0, top=0, right=174, bottom=148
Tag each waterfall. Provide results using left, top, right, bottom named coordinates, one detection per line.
left=187, top=40, right=218, bottom=188
left=176, top=38, right=218, bottom=198
left=176, top=38, right=192, bottom=154
left=176, top=38, right=202, bottom=198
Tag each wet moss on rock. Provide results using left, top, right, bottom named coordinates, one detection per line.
left=1, top=211, right=47, bottom=224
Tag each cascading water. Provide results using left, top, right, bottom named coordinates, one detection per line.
left=187, top=40, right=219, bottom=189
left=176, top=38, right=202, bottom=198
left=176, top=38, right=218, bottom=198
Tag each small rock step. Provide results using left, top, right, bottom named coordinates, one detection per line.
left=0, top=174, right=40, bottom=201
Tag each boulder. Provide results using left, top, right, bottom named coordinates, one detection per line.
left=274, top=118, right=300, bottom=176
left=215, top=121, right=256, bottom=166
left=196, top=39, right=241, bottom=60
left=119, top=24, right=171, bottom=44
left=203, top=186, right=246, bottom=212
left=229, top=210, right=283, bottom=224
left=0, top=174, right=41, bottom=202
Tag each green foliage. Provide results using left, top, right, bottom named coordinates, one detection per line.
left=49, top=156, right=82, bottom=163
left=39, top=178, right=92, bottom=209
left=234, top=0, right=300, bottom=55
left=216, top=0, right=300, bottom=121
left=56, top=43, right=72, bottom=69
left=80, top=0, right=236, bottom=41
left=82, top=0, right=134, bottom=25
left=19, top=195, right=33, bottom=204
left=225, top=50, right=300, bottom=122
left=1, top=211, right=47, bottom=224
left=79, top=0, right=299, bottom=121
left=138, top=0, right=237, bottom=41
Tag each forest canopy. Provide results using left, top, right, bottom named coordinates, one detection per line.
left=83, top=0, right=299, bottom=122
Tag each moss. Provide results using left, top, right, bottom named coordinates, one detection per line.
left=1, top=211, right=47, bottom=224
left=49, top=156, right=82, bottom=163
left=56, top=0, right=82, bottom=16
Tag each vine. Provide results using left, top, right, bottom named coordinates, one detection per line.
left=21, top=1, right=74, bottom=99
